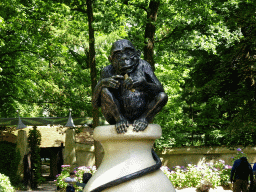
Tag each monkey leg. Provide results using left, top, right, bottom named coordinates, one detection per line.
left=101, top=88, right=129, bottom=133
left=133, top=92, right=168, bottom=132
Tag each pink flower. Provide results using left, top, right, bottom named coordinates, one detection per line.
left=225, top=165, right=232, bottom=169
left=237, top=148, right=242, bottom=152
left=61, top=165, right=71, bottom=167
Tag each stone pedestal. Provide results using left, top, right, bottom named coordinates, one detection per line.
left=84, top=124, right=175, bottom=192
left=17, top=130, right=28, bottom=178
left=64, top=128, right=77, bottom=169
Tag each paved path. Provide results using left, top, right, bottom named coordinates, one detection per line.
left=16, top=181, right=232, bottom=192
left=16, top=181, right=57, bottom=192
left=176, top=186, right=232, bottom=192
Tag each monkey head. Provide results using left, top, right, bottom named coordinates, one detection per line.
left=109, top=39, right=140, bottom=75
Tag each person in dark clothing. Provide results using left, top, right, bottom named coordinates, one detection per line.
left=76, top=172, right=92, bottom=192
left=82, top=173, right=92, bottom=185
left=63, top=171, right=77, bottom=192
left=23, top=151, right=32, bottom=190
left=230, top=157, right=253, bottom=192
left=253, top=162, right=256, bottom=177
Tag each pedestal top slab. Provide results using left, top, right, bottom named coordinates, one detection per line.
left=93, top=124, right=162, bottom=141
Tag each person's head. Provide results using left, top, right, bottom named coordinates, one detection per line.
left=83, top=173, right=92, bottom=184
left=240, top=157, right=248, bottom=162
left=109, top=39, right=140, bottom=74
left=69, top=171, right=76, bottom=178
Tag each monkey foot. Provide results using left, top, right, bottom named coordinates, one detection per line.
left=133, top=118, right=148, bottom=132
left=116, top=119, right=129, bottom=134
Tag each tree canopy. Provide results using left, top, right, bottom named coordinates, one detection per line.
left=0, top=0, right=255, bottom=148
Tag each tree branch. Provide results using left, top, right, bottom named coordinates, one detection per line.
left=0, top=49, right=38, bottom=57
left=1, top=95, right=13, bottom=98
left=127, top=2, right=147, bottom=12
left=71, top=8, right=87, bottom=14
left=155, top=27, right=178, bottom=43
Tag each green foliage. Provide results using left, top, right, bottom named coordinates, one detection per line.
left=54, top=153, right=242, bottom=191
left=56, top=165, right=96, bottom=190
left=166, top=0, right=256, bottom=148
left=0, top=173, right=15, bottom=192
left=1, top=0, right=256, bottom=149
left=28, top=126, right=44, bottom=188
left=0, top=0, right=92, bottom=118
left=162, top=159, right=232, bottom=189
left=231, top=148, right=248, bottom=164
left=0, top=141, right=20, bottom=186
left=57, top=162, right=232, bottom=190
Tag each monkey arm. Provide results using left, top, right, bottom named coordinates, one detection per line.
left=92, top=79, right=104, bottom=109
left=140, top=60, right=165, bottom=94
left=92, top=66, right=112, bottom=109
left=143, top=78, right=164, bottom=94
left=92, top=65, right=124, bottom=108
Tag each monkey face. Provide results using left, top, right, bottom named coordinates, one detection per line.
left=112, top=48, right=140, bottom=74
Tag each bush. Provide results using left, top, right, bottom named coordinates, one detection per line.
left=231, top=147, right=247, bottom=164
left=57, top=160, right=232, bottom=191
left=28, top=126, right=44, bottom=188
left=56, top=165, right=96, bottom=191
left=0, top=141, right=20, bottom=185
left=0, top=173, right=15, bottom=192
left=162, top=159, right=232, bottom=189
left=215, top=160, right=232, bottom=186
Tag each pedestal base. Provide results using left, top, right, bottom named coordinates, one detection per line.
left=84, top=124, right=175, bottom=192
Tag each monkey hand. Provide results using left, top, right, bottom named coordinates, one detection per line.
left=133, top=118, right=148, bottom=132
left=116, top=119, right=129, bottom=134
left=101, top=75, right=124, bottom=89
left=123, top=76, right=146, bottom=90
left=123, top=76, right=134, bottom=90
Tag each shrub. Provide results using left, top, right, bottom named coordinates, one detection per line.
left=0, top=173, right=15, bottom=192
left=57, top=161, right=232, bottom=190
left=162, top=160, right=232, bottom=189
left=231, top=147, right=247, bottom=164
left=215, top=160, right=232, bottom=186
left=0, top=141, right=20, bottom=185
left=28, top=126, right=44, bottom=188
left=56, top=165, right=96, bottom=191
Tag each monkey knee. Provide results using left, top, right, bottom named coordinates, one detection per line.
left=101, top=88, right=115, bottom=106
left=101, top=87, right=120, bottom=107
left=101, top=88, right=111, bottom=97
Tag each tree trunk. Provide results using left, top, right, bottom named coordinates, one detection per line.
left=143, top=0, right=160, bottom=71
left=86, top=0, right=103, bottom=168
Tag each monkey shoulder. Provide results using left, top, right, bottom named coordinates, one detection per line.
left=137, top=59, right=163, bottom=89
left=137, top=59, right=153, bottom=72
